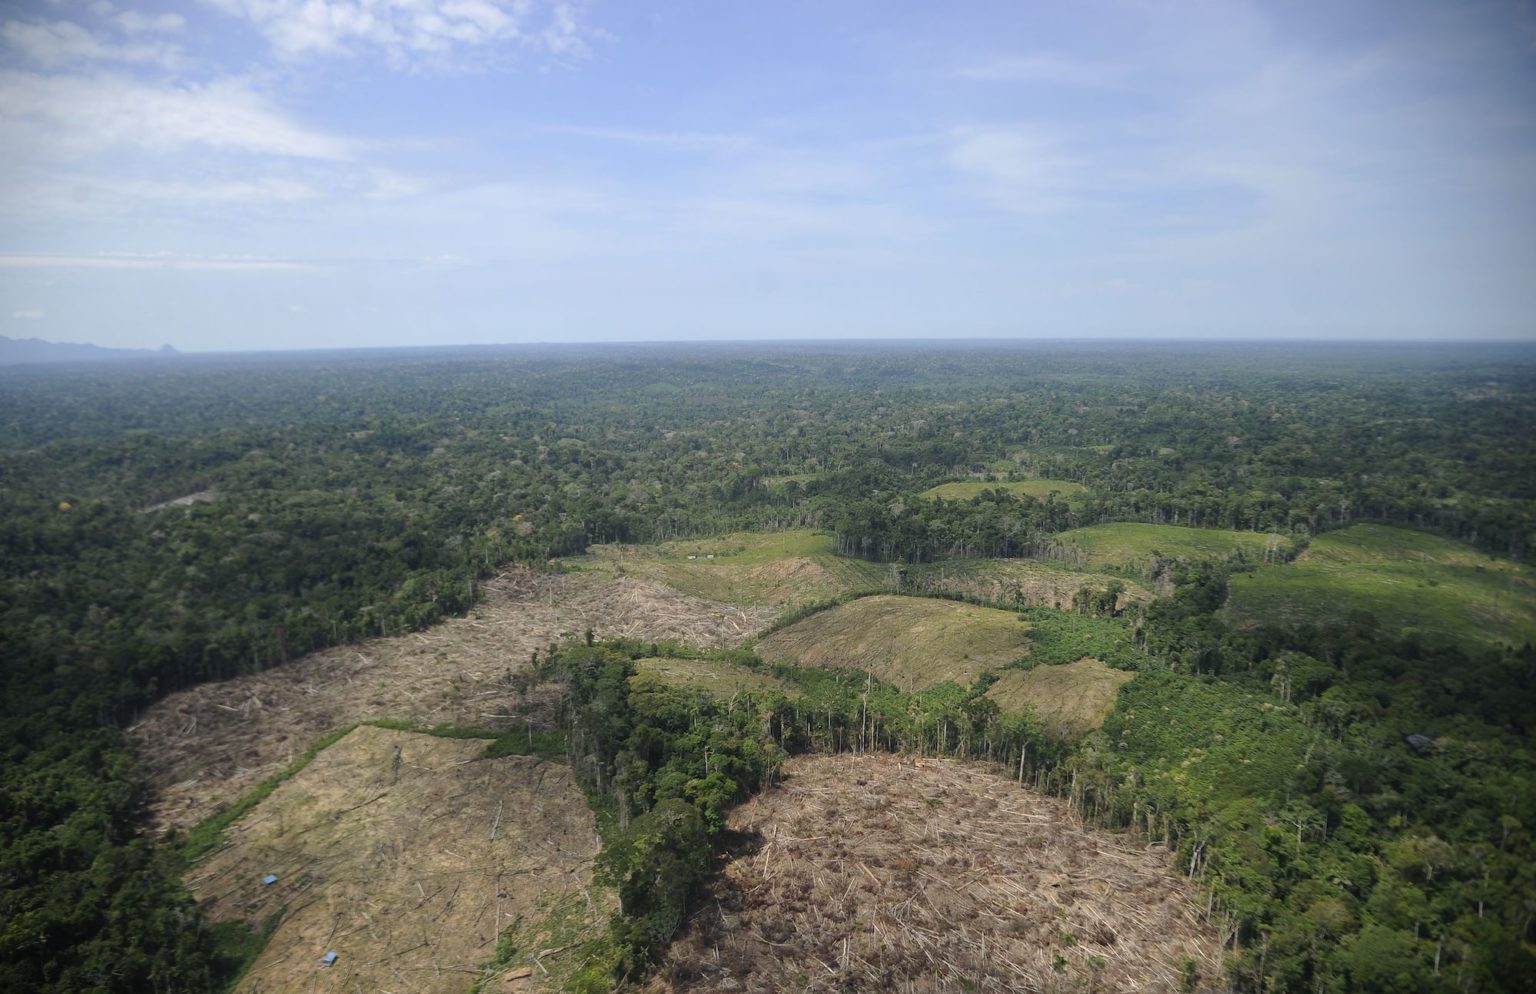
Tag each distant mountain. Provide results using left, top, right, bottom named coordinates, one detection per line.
left=0, top=335, right=180, bottom=365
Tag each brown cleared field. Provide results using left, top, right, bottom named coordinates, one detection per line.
left=646, top=754, right=1224, bottom=994
left=631, top=656, right=796, bottom=701
left=130, top=567, right=774, bottom=836
left=754, top=595, right=1032, bottom=691
left=986, top=659, right=1135, bottom=738
left=186, top=725, right=607, bottom=994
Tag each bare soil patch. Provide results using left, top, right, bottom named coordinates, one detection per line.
left=986, top=659, right=1135, bottom=739
left=187, top=725, right=606, bottom=994
left=647, top=753, right=1223, bottom=994
left=131, top=568, right=774, bottom=836
left=754, top=595, right=1031, bottom=692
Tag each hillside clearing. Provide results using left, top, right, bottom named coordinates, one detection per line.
left=1048, top=523, right=1294, bottom=572
left=645, top=753, right=1223, bottom=994
left=986, top=659, right=1135, bottom=738
left=130, top=568, right=773, bottom=835
left=906, top=558, right=1157, bottom=610
left=572, top=529, right=1158, bottom=616
left=755, top=595, right=1031, bottom=691
left=568, top=529, right=887, bottom=608
left=1223, top=523, right=1536, bottom=647
left=631, top=656, right=796, bottom=701
left=921, top=479, right=1088, bottom=500
left=185, top=725, right=606, bottom=994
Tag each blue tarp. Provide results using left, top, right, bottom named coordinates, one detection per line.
left=322, top=952, right=338, bottom=966
left=262, top=874, right=278, bottom=885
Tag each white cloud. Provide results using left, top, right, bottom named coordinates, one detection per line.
left=112, top=176, right=323, bottom=203
left=0, top=71, right=353, bottom=161
left=948, top=128, right=1077, bottom=212
left=114, top=11, right=186, bottom=35
left=201, top=0, right=589, bottom=64
left=12, top=308, right=45, bottom=319
left=0, top=253, right=314, bottom=271
left=1, top=18, right=181, bottom=68
left=958, top=54, right=1123, bottom=88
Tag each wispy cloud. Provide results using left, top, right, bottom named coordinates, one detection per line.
left=958, top=53, right=1124, bottom=88
left=11, top=308, right=45, bottom=319
left=1, top=17, right=182, bottom=69
left=0, top=253, right=315, bottom=271
left=201, top=0, right=592, bottom=66
left=0, top=70, right=353, bottom=161
left=948, top=127, right=1078, bottom=213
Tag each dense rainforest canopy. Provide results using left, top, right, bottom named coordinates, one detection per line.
left=1, top=341, right=1533, bottom=993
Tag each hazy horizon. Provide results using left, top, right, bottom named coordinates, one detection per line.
left=3, top=1, right=1534, bottom=351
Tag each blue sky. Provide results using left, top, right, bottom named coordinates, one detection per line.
left=1, top=0, right=1533, bottom=350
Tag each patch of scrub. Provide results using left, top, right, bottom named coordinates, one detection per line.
left=1048, top=523, right=1295, bottom=573
left=754, top=594, right=1031, bottom=692
left=921, top=479, right=1087, bottom=500
left=986, top=658, right=1134, bottom=738
left=631, top=656, right=797, bottom=702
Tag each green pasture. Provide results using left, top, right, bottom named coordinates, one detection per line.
left=1223, top=524, right=1536, bottom=648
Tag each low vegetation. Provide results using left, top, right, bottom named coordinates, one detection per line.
left=1046, top=523, right=1297, bottom=574
left=630, top=656, right=795, bottom=702
left=986, top=658, right=1134, bottom=738
left=754, top=594, right=1032, bottom=691
left=569, top=529, right=886, bottom=608
left=1223, top=523, right=1536, bottom=648
left=921, top=478, right=1088, bottom=500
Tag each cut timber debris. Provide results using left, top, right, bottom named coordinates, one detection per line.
left=130, top=567, right=773, bottom=835
left=187, top=725, right=606, bottom=994
left=646, top=753, right=1224, bottom=994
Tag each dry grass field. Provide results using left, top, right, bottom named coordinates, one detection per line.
left=569, top=530, right=887, bottom=609
left=985, top=659, right=1135, bottom=738
left=754, top=595, right=1033, bottom=691
left=646, top=753, right=1224, bottom=994
left=631, top=656, right=797, bottom=701
left=185, top=725, right=607, bottom=994
left=920, top=479, right=1088, bottom=500
left=130, top=567, right=773, bottom=835
left=905, top=559, right=1156, bottom=611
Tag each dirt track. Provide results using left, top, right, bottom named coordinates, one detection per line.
left=130, top=568, right=773, bottom=835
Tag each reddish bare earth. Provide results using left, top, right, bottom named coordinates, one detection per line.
left=647, top=753, right=1225, bottom=994
left=130, top=568, right=772, bottom=836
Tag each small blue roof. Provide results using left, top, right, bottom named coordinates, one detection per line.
left=322, top=952, right=338, bottom=966
left=262, top=874, right=279, bottom=885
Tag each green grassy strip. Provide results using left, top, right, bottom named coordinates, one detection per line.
left=180, top=722, right=360, bottom=863
left=180, top=717, right=553, bottom=863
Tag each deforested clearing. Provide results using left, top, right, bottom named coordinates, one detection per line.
left=646, top=753, right=1224, bottom=994
left=185, top=724, right=607, bottom=994
left=632, top=656, right=798, bottom=701
left=130, top=567, right=774, bottom=836
left=754, top=595, right=1031, bottom=691
left=986, top=658, right=1135, bottom=737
